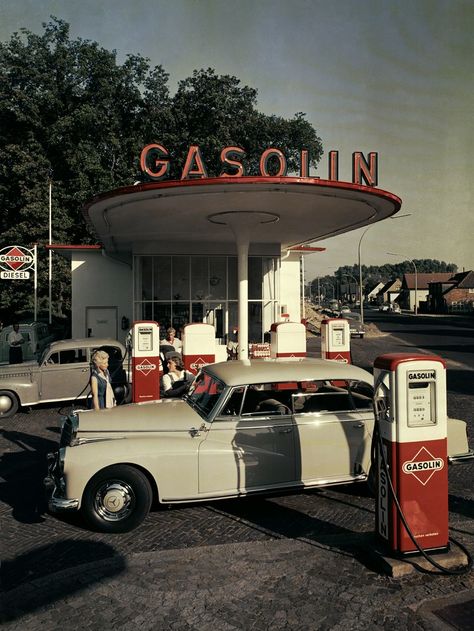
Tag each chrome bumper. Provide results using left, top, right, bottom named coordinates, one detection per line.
left=448, top=449, right=474, bottom=465
left=44, top=451, right=80, bottom=513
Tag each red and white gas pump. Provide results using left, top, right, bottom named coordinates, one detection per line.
left=182, top=323, right=215, bottom=375
left=320, top=318, right=351, bottom=363
left=131, top=321, right=161, bottom=403
left=373, top=353, right=448, bottom=554
left=270, top=321, right=306, bottom=359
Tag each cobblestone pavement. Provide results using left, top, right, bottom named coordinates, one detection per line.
left=1, top=334, right=473, bottom=629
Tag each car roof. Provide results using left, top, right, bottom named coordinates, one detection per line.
left=46, top=338, right=126, bottom=352
left=204, top=358, right=373, bottom=387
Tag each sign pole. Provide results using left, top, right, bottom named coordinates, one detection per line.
left=34, top=244, right=37, bottom=321
left=48, top=175, right=52, bottom=324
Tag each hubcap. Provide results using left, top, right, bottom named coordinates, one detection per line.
left=0, top=395, right=13, bottom=414
left=94, top=481, right=135, bottom=521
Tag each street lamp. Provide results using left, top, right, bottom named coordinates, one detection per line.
left=358, top=214, right=411, bottom=324
left=387, top=252, right=418, bottom=315
left=341, top=272, right=359, bottom=305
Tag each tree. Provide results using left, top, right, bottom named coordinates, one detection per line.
left=0, top=18, right=323, bottom=322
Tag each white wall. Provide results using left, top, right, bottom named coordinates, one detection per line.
left=71, top=251, right=133, bottom=344
left=279, top=255, right=301, bottom=322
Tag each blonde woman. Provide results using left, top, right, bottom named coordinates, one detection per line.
left=90, top=350, right=116, bottom=410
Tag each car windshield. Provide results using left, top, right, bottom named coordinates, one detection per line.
left=39, top=346, right=51, bottom=365
left=186, top=371, right=225, bottom=419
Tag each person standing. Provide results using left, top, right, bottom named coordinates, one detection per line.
left=8, top=323, right=24, bottom=364
left=90, top=350, right=116, bottom=410
left=160, top=327, right=182, bottom=352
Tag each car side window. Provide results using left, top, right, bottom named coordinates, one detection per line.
left=45, top=348, right=88, bottom=365
left=241, top=384, right=292, bottom=417
left=220, top=387, right=245, bottom=416
left=293, top=380, right=373, bottom=414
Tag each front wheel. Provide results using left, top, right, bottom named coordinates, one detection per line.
left=0, top=390, right=19, bottom=419
left=82, top=464, right=152, bottom=533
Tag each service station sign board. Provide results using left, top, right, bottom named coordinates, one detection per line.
left=140, top=144, right=379, bottom=186
left=0, top=245, right=35, bottom=280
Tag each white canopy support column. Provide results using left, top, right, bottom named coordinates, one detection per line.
left=208, top=211, right=279, bottom=360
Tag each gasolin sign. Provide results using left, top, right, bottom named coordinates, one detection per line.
left=135, top=359, right=157, bottom=376
left=0, top=245, right=35, bottom=280
left=402, top=446, right=445, bottom=485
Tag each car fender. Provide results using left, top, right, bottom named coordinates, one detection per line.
left=0, top=374, right=40, bottom=406
left=63, top=432, right=203, bottom=508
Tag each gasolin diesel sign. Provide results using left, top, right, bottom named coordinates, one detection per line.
left=0, top=245, right=35, bottom=280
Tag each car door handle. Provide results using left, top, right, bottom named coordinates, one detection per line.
left=81, top=368, right=89, bottom=372
left=278, top=427, right=293, bottom=434
left=353, top=422, right=365, bottom=428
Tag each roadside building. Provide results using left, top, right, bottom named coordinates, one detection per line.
left=376, top=278, right=401, bottom=306
left=398, top=273, right=452, bottom=313
left=428, top=271, right=474, bottom=313
left=365, top=281, right=385, bottom=304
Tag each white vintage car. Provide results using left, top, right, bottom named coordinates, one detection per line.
left=45, top=359, right=473, bottom=533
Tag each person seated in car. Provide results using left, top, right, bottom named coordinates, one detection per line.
left=162, top=352, right=194, bottom=397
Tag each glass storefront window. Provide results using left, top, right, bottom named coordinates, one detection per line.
left=249, top=257, right=262, bottom=299
left=140, top=257, right=153, bottom=300
left=209, top=257, right=226, bottom=300
left=154, top=258, right=171, bottom=300
left=191, top=257, right=208, bottom=301
left=172, top=256, right=190, bottom=300
left=134, top=255, right=278, bottom=342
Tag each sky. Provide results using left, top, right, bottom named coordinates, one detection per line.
left=0, top=0, right=473, bottom=281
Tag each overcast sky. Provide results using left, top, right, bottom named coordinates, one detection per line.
left=1, top=0, right=472, bottom=279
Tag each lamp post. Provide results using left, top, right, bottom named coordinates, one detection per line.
left=358, top=214, right=411, bottom=324
left=387, top=252, right=418, bottom=315
left=358, top=227, right=371, bottom=325
left=341, top=272, right=359, bottom=305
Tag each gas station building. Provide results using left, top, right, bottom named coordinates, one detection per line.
left=59, top=172, right=401, bottom=358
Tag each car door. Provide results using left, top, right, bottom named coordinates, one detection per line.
left=198, top=385, right=296, bottom=495
left=39, top=347, right=90, bottom=402
left=292, top=380, right=373, bottom=484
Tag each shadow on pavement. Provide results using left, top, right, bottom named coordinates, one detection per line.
left=208, top=491, right=378, bottom=568
left=1, top=539, right=125, bottom=623
left=0, top=429, right=58, bottom=524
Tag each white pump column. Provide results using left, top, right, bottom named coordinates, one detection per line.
left=208, top=211, right=279, bottom=360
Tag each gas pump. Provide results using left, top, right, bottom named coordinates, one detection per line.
left=182, top=323, right=216, bottom=375
left=321, top=318, right=351, bottom=363
left=130, top=321, right=161, bottom=403
left=373, top=353, right=448, bottom=554
left=270, top=321, right=306, bottom=359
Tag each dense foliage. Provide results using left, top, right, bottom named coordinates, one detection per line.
left=0, top=17, right=323, bottom=321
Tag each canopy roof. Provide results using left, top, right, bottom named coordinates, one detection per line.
left=84, top=176, right=402, bottom=253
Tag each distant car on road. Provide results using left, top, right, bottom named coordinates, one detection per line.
left=0, top=338, right=129, bottom=419
left=379, top=303, right=390, bottom=312
left=45, top=358, right=473, bottom=533
left=339, top=305, right=352, bottom=314
left=340, top=312, right=365, bottom=338
left=391, top=303, right=401, bottom=313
